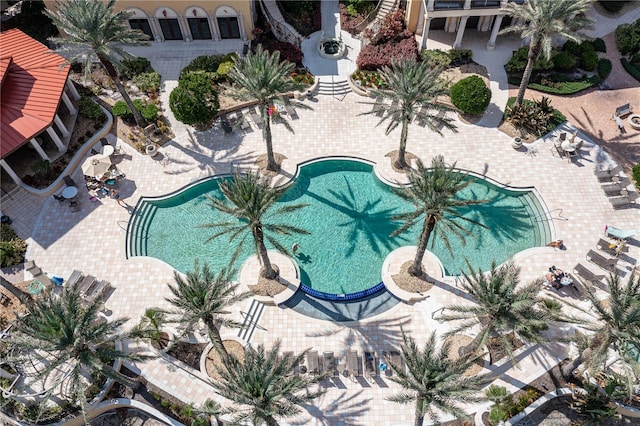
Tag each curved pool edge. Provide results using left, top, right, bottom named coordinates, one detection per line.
left=382, top=246, right=445, bottom=304
left=238, top=251, right=300, bottom=306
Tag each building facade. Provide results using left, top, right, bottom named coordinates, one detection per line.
left=405, top=0, right=525, bottom=50
left=44, top=1, right=255, bottom=43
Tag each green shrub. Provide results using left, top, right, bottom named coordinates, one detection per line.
left=170, top=71, right=219, bottom=125
left=505, top=96, right=565, bottom=136
left=448, top=48, right=472, bottom=65
left=563, top=40, right=580, bottom=55
left=0, top=224, right=27, bottom=269
left=598, top=58, right=612, bottom=79
left=450, top=75, right=491, bottom=115
left=180, top=54, right=235, bottom=80
left=578, top=40, right=595, bottom=54
left=593, top=37, right=607, bottom=53
left=113, top=99, right=158, bottom=121
left=344, top=0, right=376, bottom=16
left=553, top=51, right=577, bottom=70
left=421, top=49, right=451, bottom=68
left=78, top=96, right=104, bottom=119
left=133, top=72, right=160, bottom=94
left=632, top=164, right=640, bottom=190
left=216, top=61, right=235, bottom=81
left=112, top=100, right=130, bottom=118
left=32, top=160, right=51, bottom=180
left=621, top=57, right=640, bottom=82
left=615, top=20, right=640, bottom=56
left=505, top=47, right=554, bottom=73
left=122, top=57, right=153, bottom=79
left=580, top=50, right=598, bottom=71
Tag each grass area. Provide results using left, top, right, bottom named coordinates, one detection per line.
left=508, top=75, right=600, bottom=95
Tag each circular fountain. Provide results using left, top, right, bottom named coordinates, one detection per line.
left=318, top=37, right=346, bottom=59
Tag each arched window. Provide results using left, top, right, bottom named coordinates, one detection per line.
left=216, top=6, right=240, bottom=39
left=126, top=7, right=153, bottom=38
left=156, top=8, right=183, bottom=40
left=186, top=7, right=211, bottom=40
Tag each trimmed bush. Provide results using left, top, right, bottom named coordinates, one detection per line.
left=553, top=51, right=577, bottom=71
left=450, top=75, right=491, bottom=115
left=113, top=99, right=158, bottom=121
left=421, top=49, right=451, bottom=68
left=122, top=57, right=153, bottom=79
left=112, top=100, right=130, bottom=118
left=621, top=57, right=640, bottom=82
left=132, top=72, right=160, bottom=94
left=0, top=223, right=27, bottom=268
left=505, top=47, right=554, bottom=73
left=632, top=164, right=640, bottom=190
left=563, top=40, right=580, bottom=55
left=580, top=50, right=598, bottom=71
left=78, top=96, right=104, bottom=119
left=598, top=58, right=612, bottom=79
left=179, top=54, right=236, bottom=80
left=615, top=20, right=640, bottom=56
left=593, top=37, right=607, bottom=53
left=448, top=48, right=472, bottom=65
left=526, top=75, right=599, bottom=95
left=216, top=61, right=235, bottom=81
left=169, top=71, right=219, bottom=125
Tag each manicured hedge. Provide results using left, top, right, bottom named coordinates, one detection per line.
left=633, top=164, right=640, bottom=190
left=593, top=38, right=607, bottom=53
left=598, top=58, right=612, bottom=79
left=599, top=0, right=629, bottom=13
left=615, top=20, right=640, bottom=56
left=122, top=57, right=154, bottom=79
left=169, top=71, right=219, bottom=125
left=112, top=99, right=158, bottom=121
left=450, top=75, right=491, bottom=115
left=78, top=96, right=104, bottom=120
left=621, top=58, right=640, bottom=82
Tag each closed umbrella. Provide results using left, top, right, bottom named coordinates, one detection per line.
left=81, top=154, right=111, bottom=177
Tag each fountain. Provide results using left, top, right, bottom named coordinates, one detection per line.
left=318, top=37, right=346, bottom=59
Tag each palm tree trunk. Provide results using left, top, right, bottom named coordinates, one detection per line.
left=261, top=104, right=277, bottom=172
left=515, top=39, right=540, bottom=106
left=204, top=317, right=229, bottom=359
left=409, top=216, right=436, bottom=277
left=254, top=225, right=277, bottom=279
left=461, top=332, right=485, bottom=358
left=394, top=117, right=410, bottom=170
left=562, top=347, right=591, bottom=379
left=414, top=399, right=425, bottom=426
left=98, top=55, right=145, bottom=128
left=0, top=276, right=32, bottom=301
left=264, top=415, right=279, bottom=426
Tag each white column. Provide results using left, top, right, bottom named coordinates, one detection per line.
left=487, top=15, right=504, bottom=50
left=0, top=160, right=23, bottom=185
left=238, top=13, right=247, bottom=41
left=427, top=0, right=435, bottom=11
left=46, top=127, right=65, bottom=151
left=454, top=16, right=468, bottom=48
left=61, top=92, right=77, bottom=115
left=66, top=77, right=80, bottom=100
left=178, top=16, right=191, bottom=41
left=148, top=17, right=164, bottom=42
left=421, top=17, right=432, bottom=50
left=30, top=138, right=50, bottom=161
left=208, top=16, right=220, bottom=41
left=464, top=0, right=471, bottom=9
left=53, top=114, right=70, bottom=137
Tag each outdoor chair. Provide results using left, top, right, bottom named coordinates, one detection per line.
left=596, top=238, right=629, bottom=257
left=249, top=107, right=263, bottom=129
left=306, top=350, right=319, bottom=374
left=615, top=103, right=633, bottom=118
left=605, top=225, right=636, bottom=241
left=552, top=140, right=566, bottom=158
left=323, top=351, right=338, bottom=377
left=100, top=138, right=110, bottom=147
left=63, top=175, right=77, bottom=187
left=586, top=250, right=618, bottom=272
left=558, top=132, right=567, bottom=141
left=594, top=165, right=622, bottom=182
left=573, top=263, right=607, bottom=292
left=602, top=179, right=631, bottom=196
left=609, top=192, right=638, bottom=210
left=372, top=96, right=384, bottom=117
left=85, top=281, right=114, bottom=305
left=67, top=270, right=83, bottom=289
left=77, top=275, right=96, bottom=296
left=282, top=96, right=298, bottom=120
left=383, top=350, right=403, bottom=376
left=363, top=351, right=377, bottom=380
left=347, top=350, right=359, bottom=379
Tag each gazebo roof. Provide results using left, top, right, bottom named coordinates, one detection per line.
left=0, top=29, right=70, bottom=159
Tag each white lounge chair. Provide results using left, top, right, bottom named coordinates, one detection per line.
left=605, top=225, right=636, bottom=240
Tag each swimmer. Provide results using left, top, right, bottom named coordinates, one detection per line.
left=292, top=243, right=299, bottom=254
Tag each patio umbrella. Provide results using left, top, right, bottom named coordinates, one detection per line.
left=81, top=154, right=111, bottom=177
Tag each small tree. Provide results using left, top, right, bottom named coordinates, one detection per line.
left=450, top=75, right=491, bottom=115
left=170, top=71, right=219, bottom=126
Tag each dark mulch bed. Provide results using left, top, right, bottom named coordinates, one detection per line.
left=487, top=333, right=525, bottom=365
left=339, top=3, right=372, bottom=35
left=278, top=1, right=321, bottom=36
left=165, top=341, right=207, bottom=370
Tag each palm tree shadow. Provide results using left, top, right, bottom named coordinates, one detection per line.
left=290, top=390, right=371, bottom=426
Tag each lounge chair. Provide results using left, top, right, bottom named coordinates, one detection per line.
left=323, top=351, right=338, bottom=377
left=249, top=107, right=263, bottom=129
left=383, top=350, right=403, bottom=376
left=347, top=350, right=359, bottom=378
left=586, top=250, right=618, bottom=272
left=67, top=269, right=83, bottom=289
left=610, top=192, right=639, bottom=210
left=372, top=96, right=384, bottom=117
left=606, top=226, right=636, bottom=241
left=596, top=238, right=629, bottom=257
left=594, top=165, right=622, bottom=182
left=363, top=351, right=377, bottom=379
left=282, top=97, right=298, bottom=120
left=307, top=350, right=319, bottom=374
left=616, top=103, right=633, bottom=118
left=85, top=281, right=113, bottom=304
left=77, top=275, right=96, bottom=296
left=573, top=263, right=607, bottom=292
left=602, top=179, right=631, bottom=196
left=63, top=175, right=77, bottom=187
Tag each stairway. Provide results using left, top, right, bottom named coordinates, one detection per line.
left=364, top=0, right=399, bottom=36
left=315, top=76, right=352, bottom=98
left=260, top=0, right=303, bottom=47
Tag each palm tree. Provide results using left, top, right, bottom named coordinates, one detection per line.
left=4, top=285, right=151, bottom=421
left=45, top=0, right=150, bottom=127
left=200, top=169, right=309, bottom=280
left=391, top=156, right=487, bottom=277
left=438, top=261, right=553, bottom=364
left=228, top=45, right=310, bottom=172
left=211, top=340, right=326, bottom=426
left=361, top=59, right=456, bottom=170
left=559, top=273, right=640, bottom=393
left=386, top=330, right=488, bottom=426
left=499, top=0, right=594, bottom=106
left=165, top=261, right=250, bottom=357
left=130, top=307, right=171, bottom=350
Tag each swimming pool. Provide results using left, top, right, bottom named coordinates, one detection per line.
left=127, top=158, right=551, bottom=297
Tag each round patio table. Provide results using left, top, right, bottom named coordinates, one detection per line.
left=28, top=280, right=45, bottom=295
left=62, top=186, right=78, bottom=199
left=101, top=145, right=114, bottom=156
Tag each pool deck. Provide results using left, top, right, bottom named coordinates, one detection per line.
left=2, top=5, right=640, bottom=424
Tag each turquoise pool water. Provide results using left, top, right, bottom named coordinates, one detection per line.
left=129, top=159, right=549, bottom=295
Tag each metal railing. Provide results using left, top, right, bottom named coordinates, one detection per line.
left=259, top=0, right=302, bottom=48
left=354, top=0, right=385, bottom=34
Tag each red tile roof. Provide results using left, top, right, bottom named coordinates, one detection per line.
left=0, top=29, right=70, bottom=159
